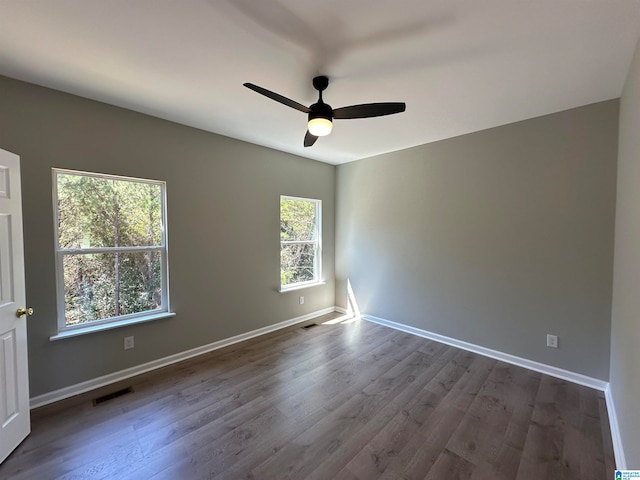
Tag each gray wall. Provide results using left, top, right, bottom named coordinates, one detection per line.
left=336, top=101, right=618, bottom=380
left=0, top=76, right=336, bottom=397
left=0, top=71, right=624, bottom=403
left=610, top=36, right=640, bottom=467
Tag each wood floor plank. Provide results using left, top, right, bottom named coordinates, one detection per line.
left=0, top=315, right=616, bottom=479
left=343, top=346, right=462, bottom=479
left=447, top=363, right=540, bottom=470
left=424, top=448, right=475, bottom=480
left=373, top=353, right=494, bottom=479
left=469, top=443, right=524, bottom=480
left=304, top=350, right=459, bottom=480
left=248, top=341, right=432, bottom=479
left=515, top=375, right=612, bottom=480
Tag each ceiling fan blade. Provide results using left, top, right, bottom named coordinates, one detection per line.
left=304, top=130, right=318, bottom=147
left=333, top=102, right=406, bottom=119
left=243, top=83, right=310, bottom=113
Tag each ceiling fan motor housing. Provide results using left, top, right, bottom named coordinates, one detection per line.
left=309, top=101, right=333, bottom=122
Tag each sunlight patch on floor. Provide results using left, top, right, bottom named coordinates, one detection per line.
left=322, top=278, right=361, bottom=325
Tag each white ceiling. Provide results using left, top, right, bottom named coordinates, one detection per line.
left=1, top=1, right=639, bottom=165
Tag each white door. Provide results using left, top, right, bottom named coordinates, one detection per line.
left=0, top=148, right=31, bottom=463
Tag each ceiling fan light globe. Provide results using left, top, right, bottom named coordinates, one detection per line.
left=308, top=117, right=333, bottom=136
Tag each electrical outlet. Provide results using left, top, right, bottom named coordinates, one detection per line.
left=546, top=334, right=558, bottom=348
left=299, top=296, right=305, bottom=305
left=124, top=336, right=135, bottom=350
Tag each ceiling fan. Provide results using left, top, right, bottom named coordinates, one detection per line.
left=243, top=76, right=406, bottom=147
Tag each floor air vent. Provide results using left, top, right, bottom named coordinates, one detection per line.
left=302, top=323, right=319, bottom=330
left=93, top=386, right=133, bottom=406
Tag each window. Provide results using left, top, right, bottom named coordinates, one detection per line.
left=53, top=169, right=170, bottom=334
left=280, top=196, right=322, bottom=290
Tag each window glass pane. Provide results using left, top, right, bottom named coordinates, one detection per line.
left=118, top=182, right=162, bottom=247
left=63, top=253, right=116, bottom=325
left=281, top=243, right=316, bottom=286
left=63, top=251, right=162, bottom=326
left=57, top=173, right=162, bottom=249
left=58, top=174, right=116, bottom=248
left=118, top=251, right=162, bottom=315
left=280, top=198, right=316, bottom=242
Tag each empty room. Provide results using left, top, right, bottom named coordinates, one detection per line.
left=0, top=1, right=639, bottom=479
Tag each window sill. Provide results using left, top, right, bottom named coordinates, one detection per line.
left=279, top=281, right=326, bottom=293
left=50, top=311, right=176, bottom=341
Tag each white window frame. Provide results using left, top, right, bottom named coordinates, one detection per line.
left=280, top=195, right=322, bottom=291
left=51, top=169, right=172, bottom=339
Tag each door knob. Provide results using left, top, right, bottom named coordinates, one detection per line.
left=16, top=307, right=33, bottom=318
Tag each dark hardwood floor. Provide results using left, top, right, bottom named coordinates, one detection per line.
left=0, top=313, right=615, bottom=479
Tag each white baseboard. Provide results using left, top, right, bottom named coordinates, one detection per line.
left=605, top=385, right=627, bottom=469
left=30, top=307, right=338, bottom=409
left=335, top=306, right=348, bottom=315
left=362, top=314, right=608, bottom=390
